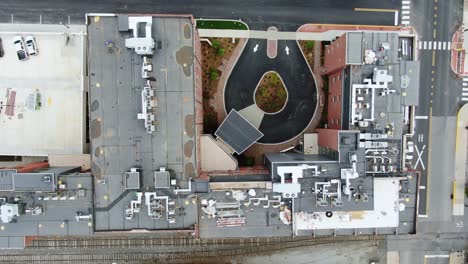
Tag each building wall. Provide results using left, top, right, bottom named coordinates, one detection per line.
left=193, top=18, right=203, bottom=174
left=324, top=33, right=347, bottom=75
left=317, top=129, right=340, bottom=151
left=327, top=70, right=343, bottom=129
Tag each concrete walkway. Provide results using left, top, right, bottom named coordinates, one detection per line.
left=198, top=29, right=391, bottom=41
left=454, top=104, right=468, bottom=216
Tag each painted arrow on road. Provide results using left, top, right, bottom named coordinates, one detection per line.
left=253, top=44, right=259, bottom=53
left=285, top=46, right=290, bottom=55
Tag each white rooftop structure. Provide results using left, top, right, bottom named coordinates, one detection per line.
left=125, top=16, right=155, bottom=55
left=0, top=203, right=19, bottom=223
left=293, top=177, right=400, bottom=234
left=0, top=23, right=87, bottom=156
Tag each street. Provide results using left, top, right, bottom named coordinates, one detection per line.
left=0, top=0, right=401, bottom=29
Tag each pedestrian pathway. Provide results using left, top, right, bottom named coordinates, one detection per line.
left=401, top=0, right=411, bottom=26
left=462, top=78, right=468, bottom=102
left=417, top=40, right=452, bottom=51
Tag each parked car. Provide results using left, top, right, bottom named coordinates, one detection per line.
left=25, top=36, right=38, bottom=55
left=13, top=36, right=28, bottom=61
left=405, top=141, right=414, bottom=160
left=0, top=37, right=4, bottom=57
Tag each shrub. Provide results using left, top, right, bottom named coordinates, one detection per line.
left=305, top=40, right=315, bottom=50
left=217, top=48, right=225, bottom=56
left=212, top=39, right=221, bottom=49
left=209, top=69, right=219, bottom=81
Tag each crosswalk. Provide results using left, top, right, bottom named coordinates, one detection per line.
left=401, top=0, right=411, bottom=26
left=463, top=78, right=468, bottom=102
left=417, top=41, right=452, bottom=51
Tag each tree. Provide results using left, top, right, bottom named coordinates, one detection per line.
left=217, top=48, right=225, bottom=56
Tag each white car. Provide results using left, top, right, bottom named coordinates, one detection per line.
left=25, top=36, right=38, bottom=56
left=406, top=141, right=414, bottom=160
left=13, top=36, right=29, bottom=61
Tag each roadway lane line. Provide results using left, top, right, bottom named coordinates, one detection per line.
left=432, top=51, right=436, bottom=66
left=394, top=11, right=399, bottom=25
left=425, top=107, right=432, bottom=214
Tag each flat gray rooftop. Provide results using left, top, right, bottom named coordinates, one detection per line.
left=215, top=109, right=264, bottom=154
left=87, top=14, right=197, bottom=231
left=0, top=173, right=94, bottom=249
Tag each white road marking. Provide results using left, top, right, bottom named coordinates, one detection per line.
left=463, top=88, right=468, bottom=91
left=418, top=41, right=422, bottom=49
left=414, top=144, right=426, bottom=170
left=423, top=41, right=427, bottom=49
left=394, top=11, right=399, bottom=26
left=462, top=93, right=468, bottom=96
left=285, top=46, right=290, bottom=55
left=402, top=15, right=410, bottom=20
left=418, top=214, right=428, bottom=218
left=253, top=44, right=259, bottom=52
left=438, top=41, right=442, bottom=50
left=419, top=185, right=426, bottom=190
left=402, top=21, right=410, bottom=25
left=415, top=115, right=428, bottom=119
left=462, top=98, right=468, bottom=101
left=463, top=78, right=468, bottom=81
left=402, top=10, right=410, bottom=14
left=428, top=41, right=432, bottom=49
left=402, top=0, right=410, bottom=4
left=447, top=42, right=451, bottom=49
left=463, top=82, right=468, bottom=86
left=402, top=5, right=410, bottom=9
left=442, top=42, right=447, bottom=50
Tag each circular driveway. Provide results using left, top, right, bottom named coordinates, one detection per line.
left=224, top=39, right=318, bottom=144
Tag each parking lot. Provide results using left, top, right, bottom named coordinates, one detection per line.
left=0, top=24, right=86, bottom=156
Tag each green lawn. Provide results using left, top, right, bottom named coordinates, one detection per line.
left=196, top=20, right=248, bottom=30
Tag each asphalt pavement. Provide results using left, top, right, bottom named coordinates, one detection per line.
left=224, top=39, right=317, bottom=144
left=0, top=0, right=401, bottom=29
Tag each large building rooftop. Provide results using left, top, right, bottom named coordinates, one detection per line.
left=87, top=14, right=198, bottom=231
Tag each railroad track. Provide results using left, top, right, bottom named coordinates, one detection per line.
left=0, top=235, right=384, bottom=263
left=28, top=234, right=383, bottom=249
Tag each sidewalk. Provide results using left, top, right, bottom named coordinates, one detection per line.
left=198, top=24, right=403, bottom=41
left=454, top=104, right=467, bottom=216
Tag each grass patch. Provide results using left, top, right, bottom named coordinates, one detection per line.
left=197, top=20, right=248, bottom=30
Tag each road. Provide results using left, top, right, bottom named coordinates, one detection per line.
left=0, top=0, right=401, bottom=29
left=399, top=0, right=466, bottom=262
left=411, top=0, right=462, bottom=221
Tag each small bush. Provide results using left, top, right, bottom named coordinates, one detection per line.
left=217, top=48, right=225, bottom=56
left=305, top=40, right=315, bottom=50
left=212, top=39, right=221, bottom=49
left=209, top=69, right=219, bottom=81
